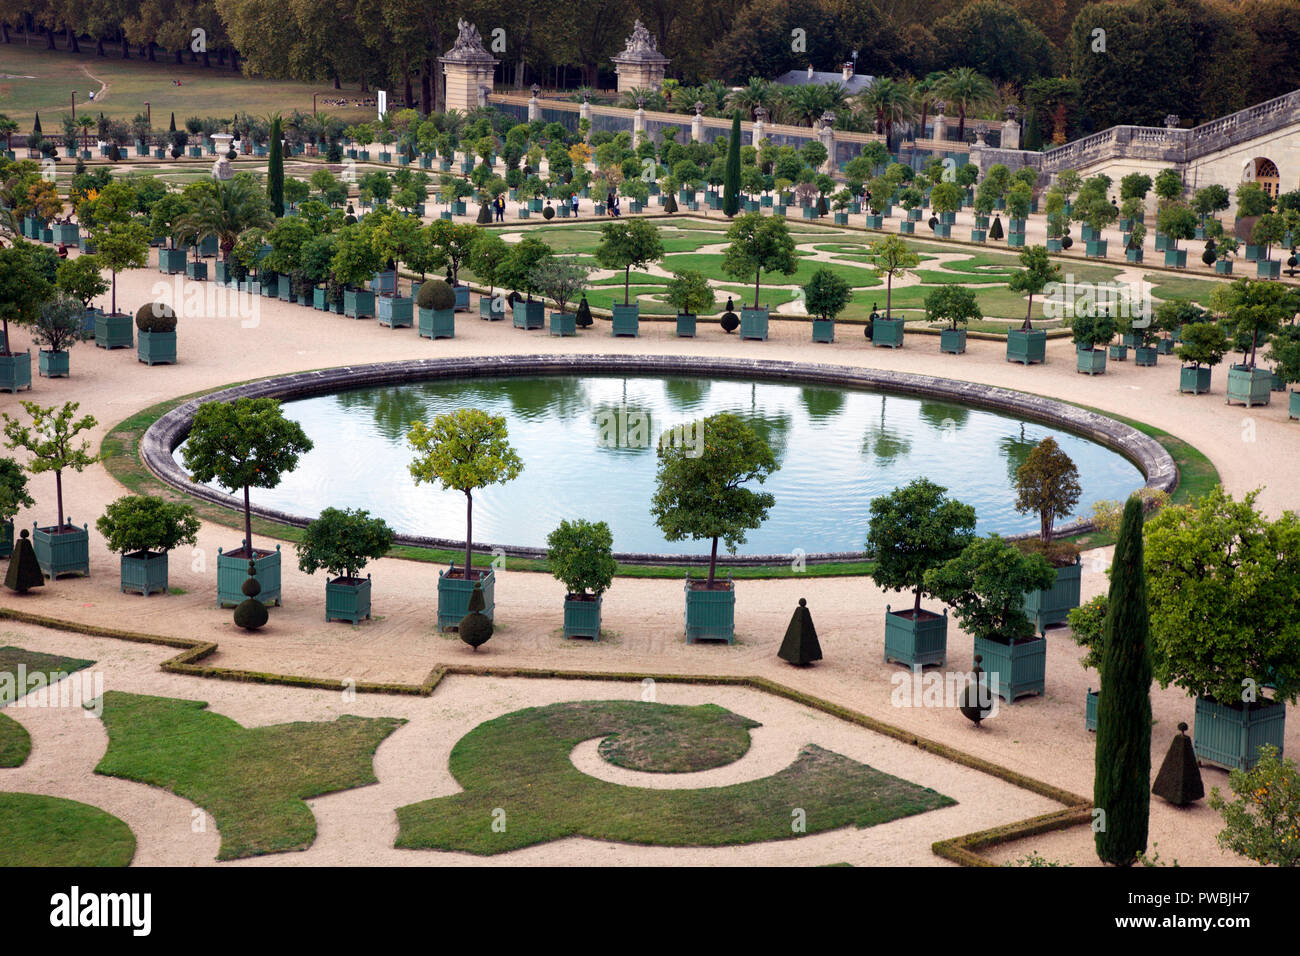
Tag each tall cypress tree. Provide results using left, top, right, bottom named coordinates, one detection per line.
left=1094, top=496, right=1153, bottom=866
left=169, top=112, right=176, bottom=132
left=722, top=112, right=741, bottom=218
left=267, top=116, right=284, bottom=218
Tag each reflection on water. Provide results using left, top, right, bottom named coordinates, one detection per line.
left=178, top=375, right=1144, bottom=555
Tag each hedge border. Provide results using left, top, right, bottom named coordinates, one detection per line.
left=0, top=606, right=1090, bottom=865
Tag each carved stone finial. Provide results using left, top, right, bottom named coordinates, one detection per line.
left=530, top=83, right=540, bottom=98
left=934, top=99, right=946, bottom=116
left=442, top=18, right=498, bottom=64
left=820, top=109, right=836, bottom=129
left=613, top=18, right=669, bottom=65
left=754, top=106, right=768, bottom=122
left=1164, top=113, right=1180, bottom=129
left=636, top=97, right=645, bottom=110
left=694, top=101, right=704, bottom=115
left=1004, top=104, right=1019, bottom=120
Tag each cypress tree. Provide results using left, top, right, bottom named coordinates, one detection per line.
left=32, top=112, right=41, bottom=136
left=1094, top=496, right=1153, bottom=866
left=169, top=112, right=176, bottom=132
left=267, top=116, right=284, bottom=218
left=722, top=112, right=741, bottom=218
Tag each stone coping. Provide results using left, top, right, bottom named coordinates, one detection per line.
left=140, top=354, right=1178, bottom=566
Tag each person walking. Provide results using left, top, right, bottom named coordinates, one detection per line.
left=494, top=193, right=505, bottom=222
left=606, top=190, right=616, bottom=216
left=570, top=192, right=579, bottom=218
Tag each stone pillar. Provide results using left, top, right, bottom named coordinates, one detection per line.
left=818, top=111, right=836, bottom=175
left=1001, top=106, right=1021, bottom=151
left=440, top=19, right=499, bottom=115
left=528, top=84, right=541, bottom=122
left=691, top=102, right=704, bottom=143
left=612, top=20, right=670, bottom=93
left=477, top=86, right=491, bottom=109
left=752, top=107, right=766, bottom=147
left=580, top=92, right=592, bottom=141
left=931, top=101, right=947, bottom=144
left=633, top=98, right=646, bottom=149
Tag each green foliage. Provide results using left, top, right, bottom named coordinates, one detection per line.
left=924, top=284, right=982, bottom=330
left=1175, top=321, right=1230, bottom=369
left=497, top=235, right=553, bottom=298
left=595, top=219, right=664, bottom=306
left=1069, top=595, right=1108, bottom=672
left=802, top=267, right=852, bottom=322
left=134, top=301, right=176, bottom=333
left=1145, top=487, right=1300, bottom=704
left=296, top=507, right=394, bottom=580
left=1014, top=437, right=1081, bottom=544
left=1120, top=173, right=1152, bottom=201
left=866, top=478, right=977, bottom=611
left=722, top=113, right=741, bottom=217
left=1236, top=182, right=1272, bottom=218
left=924, top=535, right=1055, bottom=644
left=866, top=234, right=920, bottom=318
left=55, top=255, right=108, bottom=311
left=415, top=278, right=455, bottom=311
left=1071, top=310, right=1119, bottom=350
left=2, top=400, right=98, bottom=527
left=0, top=457, right=33, bottom=523
left=651, top=412, right=778, bottom=587
left=459, top=584, right=494, bottom=650
left=546, top=518, right=618, bottom=596
left=33, top=296, right=83, bottom=353
left=929, top=181, right=963, bottom=216
left=329, top=223, right=383, bottom=289
left=664, top=269, right=716, bottom=317
left=1157, top=202, right=1197, bottom=244
left=1008, top=245, right=1062, bottom=330
left=90, top=221, right=150, bottom=313
left=529, top=256, right=591, bottom=315
left=1267, top=324, right=1300, bottom=384
left=1094, top=497, right=1153, bottom=866
left=1209, top=276, right=1292, bottom=366
left=1209, top=746, right=1300, bottom=867
left=96, top=495, right=200, bottom=554
left=267, top=116, right=284, bottom=217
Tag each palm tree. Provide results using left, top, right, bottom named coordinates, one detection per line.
left=908, top=71, right=946, bottom=143
left=855, top=78, right=915, bottom=148
left=76, top=115, right=95, bottom=153
left=726, top=77, right=776, bottom=121
left=934, top=68, right=996, bottom=142
left=177, top=177, right=272, bottom=265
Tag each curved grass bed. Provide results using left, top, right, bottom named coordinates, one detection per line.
left=0, top=647, right=96, bottom=768
left=395, top=700, right=954, bottom=855
left=0, top=793, right=136, bottom=866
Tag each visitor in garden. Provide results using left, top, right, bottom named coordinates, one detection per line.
left=571, top=193, right=579, bottom=217
left=494, top=194, right=505, bottom=222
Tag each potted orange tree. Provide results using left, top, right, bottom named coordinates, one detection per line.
left=296, top=507, right=395, bottom=624
left=546, top=518, right=618, bottom=640
left=96, top=495, right=200, bottom=596
left=1013, top=436, right=1083, bottom=630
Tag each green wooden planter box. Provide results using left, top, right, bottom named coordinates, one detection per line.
left=1007, top=233, right=1026, bottom=248
left=369, top=270, right=397, bottom=295
left=95, top=313, right=134, bottom=350
left=480, top=299, right=506, bottom=321
left=1080, top=225, right=1098, bottom=242
left=1257, top=258, right=1281, bottom=279
left=1085, top=239, right=1107, bottom=258
left=812, top=319, right=834, bottom=343
left=313, top=287, right=329, bottom=310
left=513, top=300, right=545, bottom=330
left=1134, top=346, right=1158, bottom=366
left=1215, top=259, right=1233, bottom=275
left=774, top=205, right=788, bottom=217
left=740, top=307, right=769, bottom=341
left=549, top=311, right=576, bottom=336
left=1006, top=328, right=1046, bottom=365
left=1164, top=248, right=1187, bottom=268
left=120, top=550, right=168, bottom=596
left=183, top=260, right=207, bottom=281
left=418, top=307, right=455, bottom=339
left=138, top=330, right=177, bottom=365
left=909, top=208, right=924, bottom=222
left=900, top=221, right=916, bottom=234
left=1108, top=344, right=1128, bottom=361
left=32, top=522, right=90, bottom=579
left=379, top=152, right=392, bottom=164
left=1193, top=696, right=1286, bottom=771
left=1118, top=217, right=1133, bottom=232
left=326, top=575, right=371, bottom=623
left=454, top=286, right=471, bottom=311
left=79, top=309, right=100, bottom=339
left=1243, top=243, right=1263, bottom=262
left=1290, top=390, right=1300, bottom=420
left=1154, top=232, right=1169, bottom=253
left=974, top=633, right=1046, bottom=704
left=214, top=261, right=231, bottom=285
left=377, top=295, right=414, bottom=328
left=940, top=328, right=966, bottom=354
left=1125, top=247, right=1144, bottom=263
left=883, top=607, right=947, bottom=668
left=1179, top=365, right=1212, bottom=394
left=278, top=282, right=293, bottom=302
left=52, top=223, right=79, bottom=245
left=0, top=519, right=12, bottom=559
left=611, top=304, right=639, bottom=337
left=199, top=235, right=219, bottom=257
left=1085, top=688, right=1099, bottom=732
left=1076, top=346, right=1107, bottom=375
left=217, top=544, right=281, bottom=608
left=1272, top=371, right=1287, bottom=392
left=563, top=594, right=602, bottom=640
left=188, top=145, right=202, bottom=158
left=934, top=223, right=951, bottom=238
left=38, top=349, right=69, bottom=378
left=864, top=214, right=883, bottom=229
left=1226, top=365, right=1272, bottom=407
left=1156, top=337, right=1174, bottom=355
left=940, top=211, right=957, bottom=226
left=259, top=274, right=279, bottom=297
left=78, top=237, right=97, bottom=254
left=0, top=351, right=31, bottom=393
left=1023, top=558, right=1081, bottom=630
left=833, top=212, right=848, bottom=225
left=969, top=228, right=985, bottom=242
left=344, top=288, right=375, bottom=319
left=676, top=313, right=697, bottom=338
left=437, top=568, right=494, bottom=631
left=872, top=316, right=905, bottom=349
left=685, top=580, right=735, bottom=644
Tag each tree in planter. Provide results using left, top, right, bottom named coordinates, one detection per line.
left=1209, top=277, right=1291, bottom=368
left=263, top=216, right=316, bottom=298
left=546, top=518, right=617, bottom=601
left=1126, top=222, right=1146, bottom=253
left=1249, top=212, right=1288, bottom=262
left=180, top=398, right=313, bottom=557
left=651, top=412, right=778, bottom=590
left=803, top=267, right=852, bottom=325
left=301, top=233, right=339, bottom=304
left=95, top=495, right=200, bottom=570
left=924, top=284, right=982, bottom=333
left=1014, top=437, right=1081, bottom=551
left=91, top=221, right=150, bottom=315
left=924, top=535, right=1055, bottom=644
left=0, top=242, right=54, bottom=354
left=0, top=456, right=34, bottom=539
left=1094, top=496, right=1153, bottom=867
left=32, top=296, right=82, bottom=364
left=1235, top=181, right=1273, bottom=219
left=930, top=181, right=963, bottom=222
left=864, top=234, right=920, bottom=320
left=1008, top=245, right=1062, bottom=331
left=898, top=187, right=924, bottom=220
left=1075, top=188, right=1118, bottom=245
left=1175, top=320, right=1230, bottom=375
left=427, top=220, right=480, bottom=284
left=176, top=176, right=272, bottom=268
left=330, top=223, right=384, bottom=294
left=1156, top=202, right=1197, bottom=251
left=1005, top=181, right=1032, bottom=223
left=529, top=257, right=590, bottom=316
left=296, top=506, right=394, bottom=589
left=408, top=409, right=523, bottom=579
left=468, top=231, right=510, bottom=307
left=1119, top=172, right=1152, bottom=205
left=665, top=269, right=716, bottom=319
left=1153, top=168, right=1183, bottom=205
left=1145, top=486, right=1300, bottom=710
left=1070, top=310, right=1118, bottom=353
left=2, top=401, right=99, bottom=531
left=867, top=478, right=977, bottom=616
left=497, top=235, right=552, bottom=303
left=1193, top=184, right=1230, bottom=230
left=1208, top=745, right=1300, bottom=867
left=721, top=213, right=798, bottom=311
left=595, top=218, right=664, bottom=307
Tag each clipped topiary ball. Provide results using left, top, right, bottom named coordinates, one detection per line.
left=233, top=560, right=267, bottom=630
left=542, top=205, right=555, bottom=220
left=458, top=583, right=493, bottom=650
left=135, top=301, right=177, bottom=332
left=416, top=279, right=456, bottom=311
left=720, top=310, right=739, bottom=333
left=959, top=655, right=994, bottom=727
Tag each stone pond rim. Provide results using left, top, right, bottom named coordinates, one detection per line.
left=139, top=354, right=1179, bottom=567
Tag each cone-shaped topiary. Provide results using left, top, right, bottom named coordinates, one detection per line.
left=476, top=202, right=491, bottom=224
left=4, top=530, right=44, bottom=593
left=458, top=582, right=493, bottom=650
left=416, top=279, right=456, bottom=311
left=777, top=598, right=822, bottom=666
left=233, top=560, right=268, bottom=630
left=959, top=655, right=994, bottom=726
left=135, top=301, right=177, bottom=332
left=575, top=295, right=593, bottom=328
left=664, top=193, right=678, bottom=214
left=1094, top=496, right=1153, bottom=866
left=988, top=216, right=1004, bottom=241
left=1151, top=722, right=1204, bottom=806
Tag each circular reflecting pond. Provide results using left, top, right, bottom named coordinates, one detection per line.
left=177, top=375, right=1144, bottom=555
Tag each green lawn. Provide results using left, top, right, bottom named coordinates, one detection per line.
left=395, top=700, right=954, bottom=854
left=0, top=646, right=95, bottom=768
left=94, top=691, right=405, bottom=860
left=662, top=252, right=883, bottom=288
left=0, top=792, right=135, bottom=866
left=1143, top=274, right=1224, bottom=306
